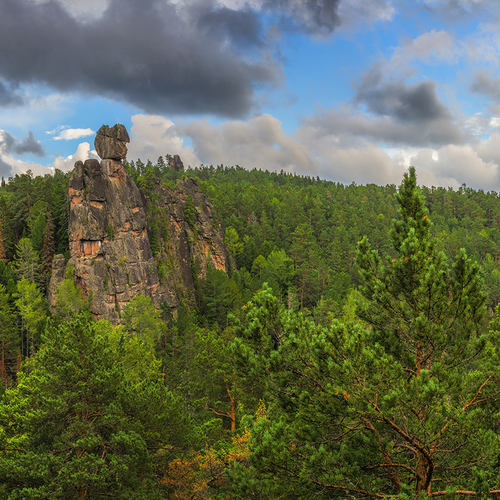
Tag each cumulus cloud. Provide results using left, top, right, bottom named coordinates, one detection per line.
left=294, top=58, right=467, bottom=149
left=408, top=144, right=500, bottom=190
left=389, top=30, right=459, bottom=68
left=471, top=71, right=500, bottom=102
left=0, top=131, right=51, bottom=176
left=52, top=142, right=98, bottom=171
left=127, top=113, right=317, bottom=174
left=299, top=104, right=466, bottom=149
left=53, top=128, right=95, bottom=141
left=412, top=0, right=500, bottom=22
left=355, top=65, right=450, bottom=123
left=127, top=114, right=198, bottom=167
left=336, top=0, right=395, bottom=31
left=0, top=156, right=12, bottom=177
left=177, top=114, right=318, bottom=174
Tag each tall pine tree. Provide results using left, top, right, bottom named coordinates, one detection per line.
left=231, top=168, right=500, bottom=499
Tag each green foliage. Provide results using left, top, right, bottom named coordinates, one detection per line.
left=14, top=278, right=47, bottom=357
left=198, top=266, right=240, bottom=327
left=106, top=222, right=114, bottom=240
left=184, top=194, right=198, bottom=230
left=122, top=295, right=162, bottom=348
left=0, top=314, right=190, bottom=499
left=13, top=238, right=40, bottom=283
left=230, top=169, right=500, bottom=499
left=0, top=284, right=18, bottom=388
left=54, top=278, right=90, bottom=321
left=225, top=226, right=243, bottom=258
left=30, top=212, right=46, bottom=253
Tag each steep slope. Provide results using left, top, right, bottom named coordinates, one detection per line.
left=144, top=177, right=228, bottom=299
left=49, top=126, right=228, bottom=322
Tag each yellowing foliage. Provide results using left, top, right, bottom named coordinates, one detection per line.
left=163, top=403, right=267, bottom=499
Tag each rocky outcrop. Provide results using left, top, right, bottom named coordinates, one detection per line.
left=144, top=177, right=227, bottom=299
left=49, top=125, right=228, bottom=323
left=169, top=154, right=184, bottom=171
left=62, top=158, right=170, bottom=322
left=94, top=124, right=130, bottom=160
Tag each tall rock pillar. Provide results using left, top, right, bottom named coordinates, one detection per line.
left=63, top=125, right=171, bottom=322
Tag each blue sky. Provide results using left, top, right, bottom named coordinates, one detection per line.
left=2, top=0, right=500, bottom=189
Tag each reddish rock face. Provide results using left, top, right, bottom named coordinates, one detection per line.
left=54, top=157, right=170, bottom=322
left=143, top=177, right=229, bottom=300
left=49, top=124, right=228, bottom=323
left=49, top=153, right=228, bottom=323
left=169, top=154, right=184, bottom=171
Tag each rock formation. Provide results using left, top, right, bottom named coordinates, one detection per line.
left=145, top=177, right=228, bottom=299
left=49, top=124, right=228, bottom=323
left=169, top=154, right=184, bottom=171
left=94, top=124, right=130, bottom=160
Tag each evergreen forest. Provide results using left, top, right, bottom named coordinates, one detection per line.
left=1, top=160, right=500, bottom=498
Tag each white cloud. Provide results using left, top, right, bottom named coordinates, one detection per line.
left=409, top=144, right=499, bottom=189
left=53, top=128, right=95, bottom=141
left=337, top=0, right=395, bottom=32
left=1, top=154, right=54, bottom=178
left=127, top=114, right=198, bottom=167
left=128, top=113, right=317, bottom=175
left=389, top=30, right=459, bottom=70
left=52, top=142, right=98, bottom=172
left=177, top=114, right=317, bottom=174
left=123, top=111, right=500, bottom=190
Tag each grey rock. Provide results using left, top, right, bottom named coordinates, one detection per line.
left=94, top=124, right=130, bottom=160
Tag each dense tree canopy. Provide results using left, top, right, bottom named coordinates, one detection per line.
left=1, top=161, right=500, bottom=497
left=0, top=313, right=189, bottom=499
left=230, top=169, right=500, bottom=498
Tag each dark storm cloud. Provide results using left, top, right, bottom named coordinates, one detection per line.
left=263, top=0, right=341, bottom=35
left=302, top=106, right=467, bottom=148
left=0, top=82, right=24, bottom=107
left=0, top=0, right=284, bottom=118
left=471, top=71, right=500, bottom=102
left=197, top=7, right=264, bottom=49
left=354, top=65, right=451, bottom=123
left=0, top=131, right=45, bottom=157
left=300, top=64, right=468, bottom=148
left=14, top=131, right=45, bottom=156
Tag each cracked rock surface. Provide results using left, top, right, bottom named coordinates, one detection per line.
left=49, top=148, right=228, bottom=323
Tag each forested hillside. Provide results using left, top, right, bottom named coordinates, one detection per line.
left=1, top=161, right=500, bottom=498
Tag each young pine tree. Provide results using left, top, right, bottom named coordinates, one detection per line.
left=231, top=168, right=500, bottom=499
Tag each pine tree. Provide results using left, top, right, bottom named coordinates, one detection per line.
left=13, top=237, right=40, bottom=283
left=0, top=285, right=18, bottom=388
left=14, top=278, right=46, bottom=357
left=231, top=168, right=500, bottom=499
left=0, top=314, right=190, bottom=499
left=40, top=212, right=55, bottom=279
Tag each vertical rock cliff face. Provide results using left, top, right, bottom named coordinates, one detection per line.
left=62, top=158, right=171, bottom=322
left=49, top=126, right=228, bottom=323
left=145, top=177, right=228, bottom=299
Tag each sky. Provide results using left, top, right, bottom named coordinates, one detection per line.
left=2, top=0, right=500, bottom=190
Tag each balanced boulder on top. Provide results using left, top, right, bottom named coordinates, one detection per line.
left=94, top=124, right=130, bottom=160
